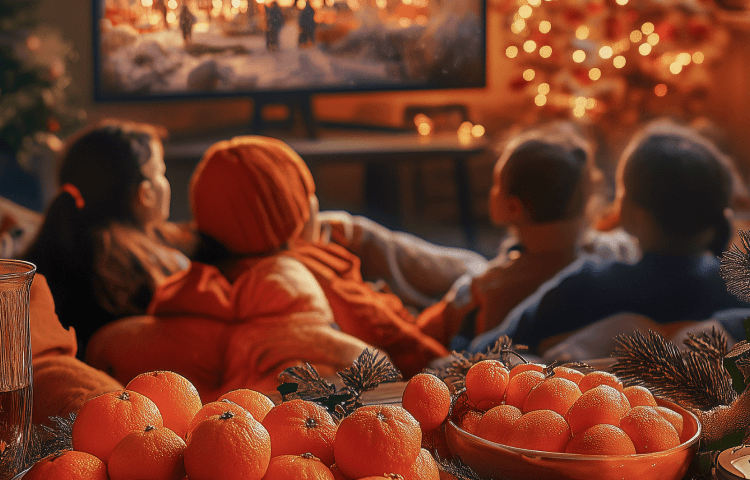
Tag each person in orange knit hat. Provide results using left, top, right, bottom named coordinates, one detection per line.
left=188, top=135, right=448, bottom=377
left=30, top=274, right=122, bottom=426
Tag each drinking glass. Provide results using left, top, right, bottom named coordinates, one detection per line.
left=0, top=260, right=35, bottom=480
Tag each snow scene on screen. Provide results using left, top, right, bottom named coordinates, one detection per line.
left=97, top=0, right=484, bottom=96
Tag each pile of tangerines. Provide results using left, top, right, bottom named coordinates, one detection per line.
left=456, top=360, right=686, bottom=456
left=23, top=361, right=684, bottom=479
left=23, top=370, right=452, bottom=480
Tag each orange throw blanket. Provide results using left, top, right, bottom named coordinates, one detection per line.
left=30, top=275, right=122, bottom=425
left=85, top=255, right=370, bottom=402
left=287, top=239, right=449, bottom=378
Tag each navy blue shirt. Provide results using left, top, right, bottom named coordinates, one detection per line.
left=468, top=252, right=749, bottom=354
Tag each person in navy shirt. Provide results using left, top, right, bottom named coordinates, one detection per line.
left=469, top=120, right=750, bottom=356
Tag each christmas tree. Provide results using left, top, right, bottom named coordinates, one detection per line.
left=497, top=0, right=730, bottom=129
left=0, top=0, right=84, bottom=209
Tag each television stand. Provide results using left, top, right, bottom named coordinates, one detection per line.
left=251, top=93, right=318, bottom=140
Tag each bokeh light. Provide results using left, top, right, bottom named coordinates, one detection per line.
left=589, top=68, right=601, bottom=80
left=692, top=51, right=705, bottom=64
left=630, top=30, right=643, bottom=42
left=538, top=82, right=550, bottom=94
left=677, top=52, right=691, bottom=65
left=639, top=43, right=652, bottom=55
left=641, top=22, right=654, bottom=34
left=575, top=26, right=589, bottom=40
left=599, top=46, right=613, bottom=59
left=572, top=50, right=586, bottom=63
left=523, top=40, right=537, bottom=52
left=539, top=45, right=552, bottom=58
left=654, top=83, right=667, bottom=96
left=506, top=46, right=519, bottom=58
left=647, top=33, right=660, bottom=46
left=586, top=98, right=597, bottom=109
left=535, top=94, right=547, bottom=106
left=539, top=20, right=551, bottom=33
left=511, top=19, right=526, bottom=33
left=669, top=62, right=682, bottom=74
left=613, top=55, right=626, bottom=68
left=523, top=68, right=536, bottom=80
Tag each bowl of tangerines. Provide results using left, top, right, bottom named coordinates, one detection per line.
left=445, top=359, right=701, bottom=480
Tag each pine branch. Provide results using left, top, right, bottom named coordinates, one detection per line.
left=720, top=229, right=750, bottom=303
left=683, top=327, right=729, bottom=364
left=24, top=413, right=75, bottom=469
left=611, top=330, right=736, bottom=410
left=437, top=456, right=485, bottom=480
left=277, top=363, right=337, bottom=402
left=337, top=349, right=402, bottom=394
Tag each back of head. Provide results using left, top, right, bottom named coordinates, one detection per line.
left=190, top=135, right=315, bottom=255
left=619, top=120, right=733, bottom=255
left=496, top=123, right=595, bottom=223
left=23, top=119, right=163, bottom=326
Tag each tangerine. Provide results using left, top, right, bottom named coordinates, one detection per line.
left=72, top=389, right=164, bottom=463
left=185, top=400, right=248, bottom=440
left=623, top=385, right=657, bottom=408
left=218, top=389, right=275, bottom=422
left=619, top=406, right=680, bottom=454
left=578, top=371, right=623, bottom=393
left=552, top=366, right=584, bottom=384
left=261, top=399, right=338, bottom=466
left=465, top=360, right=510, bottom=410
left=184, top=410, right=271, bottom=480
left=403, top=448, right=440, bottom=480
left=564, top=424, right=637, bottom=455
left=522, top=377, right=581, bottom=416
left=330, top=464, right=347, bottom=480
left=508, top=363, right=545, bottom=378
left=262, top=453, right=334, bottom=480
left=504, top=370, right=545, bottom=409
left=401, top=373, right=451, bottom=432
left=23, top=450, right=109, bottom=480
left=655, top=406, right=684, bottom=439
left=333, top=404, right=422, bottom=479
left=475, top=404, right=522, bottom=445
left=126, top=370, right=203, bottom=439
left=456, top=408, right=483, bottom=435
left=565, top=384, right=629, bottom=435
left=107, top=425, right=187, bottom=480
left=506, top=410, right=571, bottom=453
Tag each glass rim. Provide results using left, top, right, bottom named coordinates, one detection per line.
left=0, top=259, right=36, bottom=279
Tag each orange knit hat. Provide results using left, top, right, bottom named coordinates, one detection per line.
left=190, top=136, right=315, bottom=254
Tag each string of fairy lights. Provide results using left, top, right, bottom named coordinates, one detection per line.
left=500, top=0, right=729, bottom=122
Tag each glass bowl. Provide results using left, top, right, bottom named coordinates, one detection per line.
left=445, top=394, right=701, bottom=480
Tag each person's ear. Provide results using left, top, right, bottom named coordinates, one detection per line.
left=136, top=179, right=156, bottom=210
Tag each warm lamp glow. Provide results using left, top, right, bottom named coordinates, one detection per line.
left=655, top=83, right=667, bottom=96
left=630, top=30, right=643, bottom=42
left=613, top=55, right=626, bottom=68
left=572, top=50, right=586, bottom=63
left=142, top=0, right=153, bottom=6
left=471, top=125, right=485, bottom=137
left=589, top=68, right=601, bottom=80
left=639, top=43, right=652, bottom=55
left=586, top=98, right=596, bottom=109
left=616, top=0, right=628, bottom=5
left=523, top=40, right=537, bottom=52
left=506, top=46, right=519, bottom=58
left=599, top=46, right=613, bottom=59
left=523, top=68, right=536, bottom=80
left=575, top=26, right=589, bottom=40
left=692, top=51, right=705, bottom=64
left=647, top=33, right=659, bottom=46
left=511, top=19, right=526, bottom=33
left=538, top=83, right=550, bottom=94
left=539, top=45, right=552, bottom=58
left=677, top=52, right=691, bottom=65
left=669, top=62, right=682, bottom=74
left=535, top=94, right=547, bottom=106
left=641, top=22, right=655, bottom=34
left=539, top=20, right=551, bottom=33
left=417, top=123, right=431, bottom=136
left=573, top=106, right=586, bottom=118
left=168, top=0, right=178, bottom=8
left=518, top=5, right=532, bottom=18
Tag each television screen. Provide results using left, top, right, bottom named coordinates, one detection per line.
left=93, top=0, right=486, bottom=101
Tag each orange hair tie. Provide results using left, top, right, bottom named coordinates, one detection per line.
left=60, top=183, right=85, bottom=210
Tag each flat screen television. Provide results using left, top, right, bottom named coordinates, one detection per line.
left=93, top=0, right=486, bottom=132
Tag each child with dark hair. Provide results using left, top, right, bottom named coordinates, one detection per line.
left=417, top=123, right=624, bottom=350
left=23, top=119, right=192, bottom=359
left=469, top=120, right=749, bottom=357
